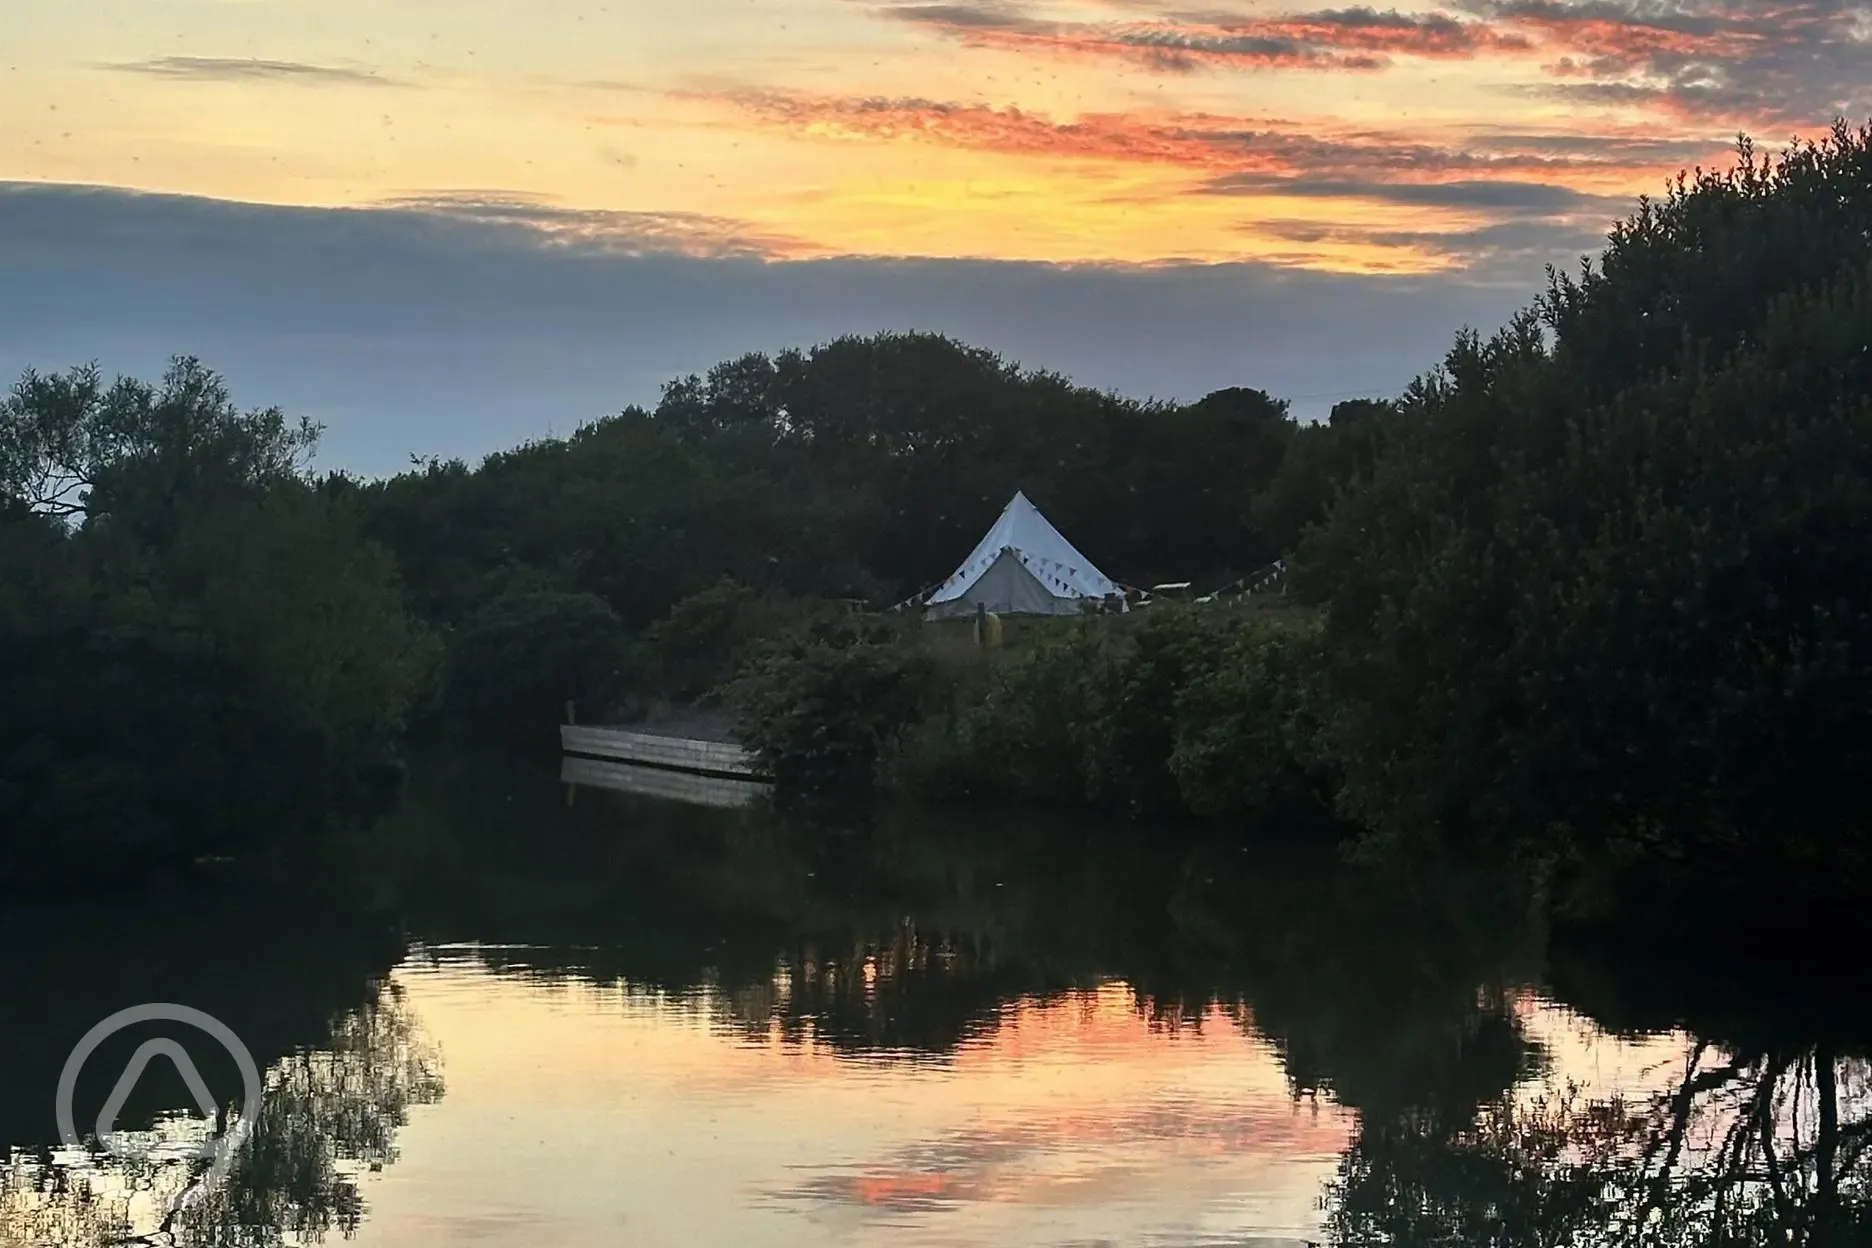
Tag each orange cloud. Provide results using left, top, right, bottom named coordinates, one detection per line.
left=645, top=85, right=1741, bottom=271
left=688, top=88, right=1683, bottom=187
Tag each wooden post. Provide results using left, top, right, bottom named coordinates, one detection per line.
left=565, top=700, right=577, bottom=725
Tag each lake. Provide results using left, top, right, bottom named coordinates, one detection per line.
left=3, top=750, right=1866, bottom=1246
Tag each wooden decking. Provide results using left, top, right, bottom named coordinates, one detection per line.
left=560, top=724, right=760, bottom=778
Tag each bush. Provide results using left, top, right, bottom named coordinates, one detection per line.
left=635, top=578, right=844, bottom=705
left=875, top=710, right=992, bottom=801
left=1170, top=620, right=1338, bottom=823
left=1083, top=608, right=1244, bottom=813
left=1297, top=127, right=1872, bottom=879
left=882, top=625, right=1104, bottom=804
left=726, top=625, right=940, bottom=789
left=882, top=608, right=1341, bottom=826
left=442, top=591, right=627, bottom=745
left=0, top=461, right=434, bottom=885
left=636, top=577, right=756, bottom=702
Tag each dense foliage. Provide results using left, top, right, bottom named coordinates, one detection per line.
left=438, top=590, right=627, bottom=747
left=636, top=577, right=818, bottom=706
left=16, top=126, right=1872, bottom=900
left=0, top=360, right=433, bottom=884
left=725, top=618, right=941, bottom=790
left=1295, top=124, right=1872, bottom=890
left=874, top=608, right=1336, bottom=825
left=1169, top=621, right=1337, bottom=822
left=337, top=331, right=1342, bottom=748
left=357, top=334, right=1305, bottom=641
left=713, top=126, right=1872, bottom=900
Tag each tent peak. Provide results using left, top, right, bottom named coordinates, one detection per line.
left=925, top=488, right=1117, bottom=615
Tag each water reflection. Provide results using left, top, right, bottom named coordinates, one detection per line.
left=169, top=991, right=443, bottom=1247
left=1328, top=1039, right=1872, bottom=1246
left=372, top=753, right=1872, bottom=1245
left=0, top=893, right=442, bottom=1247
left=365, top=963, right=1351, bottom=1247
left=0, top=751, right=1866, bottom=1246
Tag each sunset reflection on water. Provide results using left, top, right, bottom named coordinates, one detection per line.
left=334, top=954, right=1695, bottom=1248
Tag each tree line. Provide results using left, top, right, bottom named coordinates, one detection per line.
left=352, top=336, right=1343, bottom=629
left=0, top=363, right=432, bottom=885
left=728, top=123, right=1872, bottom=911
left=0, top=329, right=1359, bottom=879
left=8, top=124, right=1872, bottom=902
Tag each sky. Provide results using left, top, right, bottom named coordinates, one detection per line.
left=4, top=0, right=1863, bottom=471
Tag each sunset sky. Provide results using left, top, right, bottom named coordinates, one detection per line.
left=4, top=0, right=1861, bottom=468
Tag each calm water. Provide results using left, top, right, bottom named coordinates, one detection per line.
left=2, top=751, right=1866, bottom=1246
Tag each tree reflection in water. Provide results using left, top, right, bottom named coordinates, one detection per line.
left=1328, top=1042, right=1872, bottom=1246
left=8, top=750, right=1864, bottom=1247
left=0, top=983, right=442, bottom=1248
left=449, top=755, right=1872, bottom=1247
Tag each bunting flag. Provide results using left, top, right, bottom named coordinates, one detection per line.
left=921, top=490, right=1118, bottom=616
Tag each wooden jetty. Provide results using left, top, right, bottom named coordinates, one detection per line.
left=560, top=723, right=760, bottom=779
left=560, top=754, right=768, bottom=809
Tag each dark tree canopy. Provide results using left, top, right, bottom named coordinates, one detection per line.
left=0, top=358, right=431, bottom=882
left=360, top=332, right=1313, bottom=642
left=1295, top=124, right=1872, bottom=888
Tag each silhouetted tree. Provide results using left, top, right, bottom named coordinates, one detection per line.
left=1296, top=125, right=1872, bottom=887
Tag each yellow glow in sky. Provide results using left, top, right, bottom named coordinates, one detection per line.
left=7, top=0, right=1837, bottom=273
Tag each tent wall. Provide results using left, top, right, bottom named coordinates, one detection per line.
left=924, top=550, right=1085, bottom=619
left=925, top=491, right=1118, bottom=609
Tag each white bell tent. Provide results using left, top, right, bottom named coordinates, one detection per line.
left=923, top=491, right=1120, bottom=619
